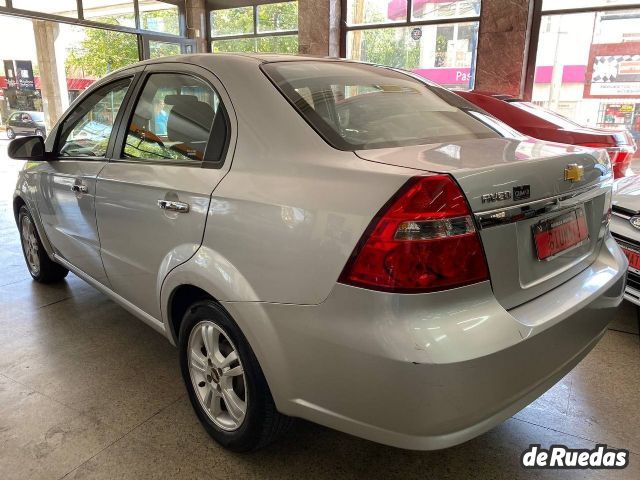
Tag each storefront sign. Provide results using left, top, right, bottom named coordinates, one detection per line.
left=412, top=67, right=471, bottom=86
left=584, top=42, right=640, bottom=98
left=3, top=60, right=16, bottom=89
left=15, top=60, right=35, bottom=90
left=2, top=59, right=35, bottom=91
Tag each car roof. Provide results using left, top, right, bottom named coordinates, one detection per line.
left=136, top=53, right=341, bottom=67
left=106, top=53, right=351, bottom=78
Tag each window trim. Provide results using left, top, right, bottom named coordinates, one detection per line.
left=113, top=68, right=231, bottom=169
left=52, top=73, right=138, bottom=162
left=208, top=1, right=299, bottom=53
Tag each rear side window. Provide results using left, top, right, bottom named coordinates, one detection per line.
left=123, top=73, right=227, bottom=164
left=262, top=61, right=500, bottom=150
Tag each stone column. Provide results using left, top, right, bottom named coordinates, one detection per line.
left=185, top=0, right=208, bottom=53
left=32, top=20, right=69, bottom=131
left=298, top=0, right=341, bottom=57
left=474, top=0, right=533, bottom=98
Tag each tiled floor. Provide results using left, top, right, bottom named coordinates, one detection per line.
left=1, top=141, right=639, bottom=479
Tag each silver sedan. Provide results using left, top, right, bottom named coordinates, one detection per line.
left=9, top=54, right=626, bottom=451
left=611, top=174, right=640, bottom=305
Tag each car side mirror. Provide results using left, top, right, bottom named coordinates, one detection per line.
left=8, top=135, right=47, bottom=160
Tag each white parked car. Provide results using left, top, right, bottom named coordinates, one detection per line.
left=10, top=55, right=626, bottom=451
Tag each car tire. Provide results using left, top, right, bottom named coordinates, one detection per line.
left=6, top=127, right=15, bottom=139
left=179, top=300, right=294, bottom=452
left=18, top=205, right=69, bottom=283
left=34, top=129, right=44, bottom=138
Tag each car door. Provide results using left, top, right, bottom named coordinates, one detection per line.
left=7, top=112, right=20, bottom=134
left=95, top=63, right=235, bottom=320
left=33, top=72, right=140, bottom=286
left=14, top=112, right=27, bottom=135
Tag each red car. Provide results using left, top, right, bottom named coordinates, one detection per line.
left=456, top=91, right=637, bottom=178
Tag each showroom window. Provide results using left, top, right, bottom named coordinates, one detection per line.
left=343, top=0, right=481, bottom=90
left=9, top=1, right=183, bottom=35
left=0, top=1, right=191, bottom=131
left=210, top=1, right=298, bottom=54
left=527, top=1, right=640, bottom=140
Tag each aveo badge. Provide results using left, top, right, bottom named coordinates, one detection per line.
left=481, top=184, right=531, bottom=204
left=630, top=216, right=640, bottom=230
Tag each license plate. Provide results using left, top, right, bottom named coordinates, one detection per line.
left=533, top=208, right=589, bottom=260
left=620, top=245, right=640, bottom=272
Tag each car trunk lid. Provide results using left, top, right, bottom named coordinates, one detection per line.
left=356, top=137, right=612, bottom=310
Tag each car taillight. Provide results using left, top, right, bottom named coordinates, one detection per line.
left=580, top=142, right=636, bottom=178
left=338, top=175, right=490, bottom=293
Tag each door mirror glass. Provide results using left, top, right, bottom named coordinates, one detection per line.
left=8, top=135, right=46, bottom=160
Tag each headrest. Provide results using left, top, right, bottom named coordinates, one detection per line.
left=166, top=95, right=214, bottom=148
left=164, top=94, right=199, bottom=106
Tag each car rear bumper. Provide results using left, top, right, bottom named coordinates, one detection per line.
left=222, top=235, right=626, bottom=450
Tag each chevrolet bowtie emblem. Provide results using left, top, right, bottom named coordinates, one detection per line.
left=564, top=164, right=584, bottom=182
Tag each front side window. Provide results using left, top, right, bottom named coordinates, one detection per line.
left=123, top=73, right=225, bottom=163
left=263, top=61, right=499, bottom=150
left=57, top=77, right=131, bottom=157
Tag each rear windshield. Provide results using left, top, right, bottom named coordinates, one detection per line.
left=30, top=112, right=44, bottom=122
left=262, top=61, right=500, bottom=150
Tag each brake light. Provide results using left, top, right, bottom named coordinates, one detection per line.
left=579, top=142, right=636, bottom=178
left=338, top=175, right=490, bottom=293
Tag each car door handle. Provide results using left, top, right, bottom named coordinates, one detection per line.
left=71, top=184, right=88, bottom=194
left=157, top=199, right=190, bottom=213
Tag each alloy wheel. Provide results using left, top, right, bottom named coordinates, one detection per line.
left=21, top=215, right=40, bottom=276
left=188, top=320, right=247, bottom=431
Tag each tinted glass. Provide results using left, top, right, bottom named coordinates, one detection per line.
left=123, top=73, right=224, bottom=163
left=58, top=78, right=131, bottom=157
left=346, top=22, right=479, bottom=90
left=211, top=6, right=253, bottom=36
left=257, top=1, right=298, bottom=33
left=542, top=0, right=640, bottom=10
left=412, top=0, right=480, bottom=21
left=138, top=0, right=180, bottom=35
left=12, top=0, right=78, bottom=17
left=263, top=61, right=499, bottom=150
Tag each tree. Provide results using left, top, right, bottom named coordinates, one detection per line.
left=65, top=8, right=180, bottom=78
left=66, top=27, right=138, bottom=78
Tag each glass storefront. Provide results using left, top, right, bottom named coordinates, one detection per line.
left=344, top=0, right=480, bottom=89
left=210, top=2, right=298, bottom=54
left=0, top=1, right=189, bottom=134
left=532, top=3, right=640, bottom=143
left=139, top=0, right=180, bottom=35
